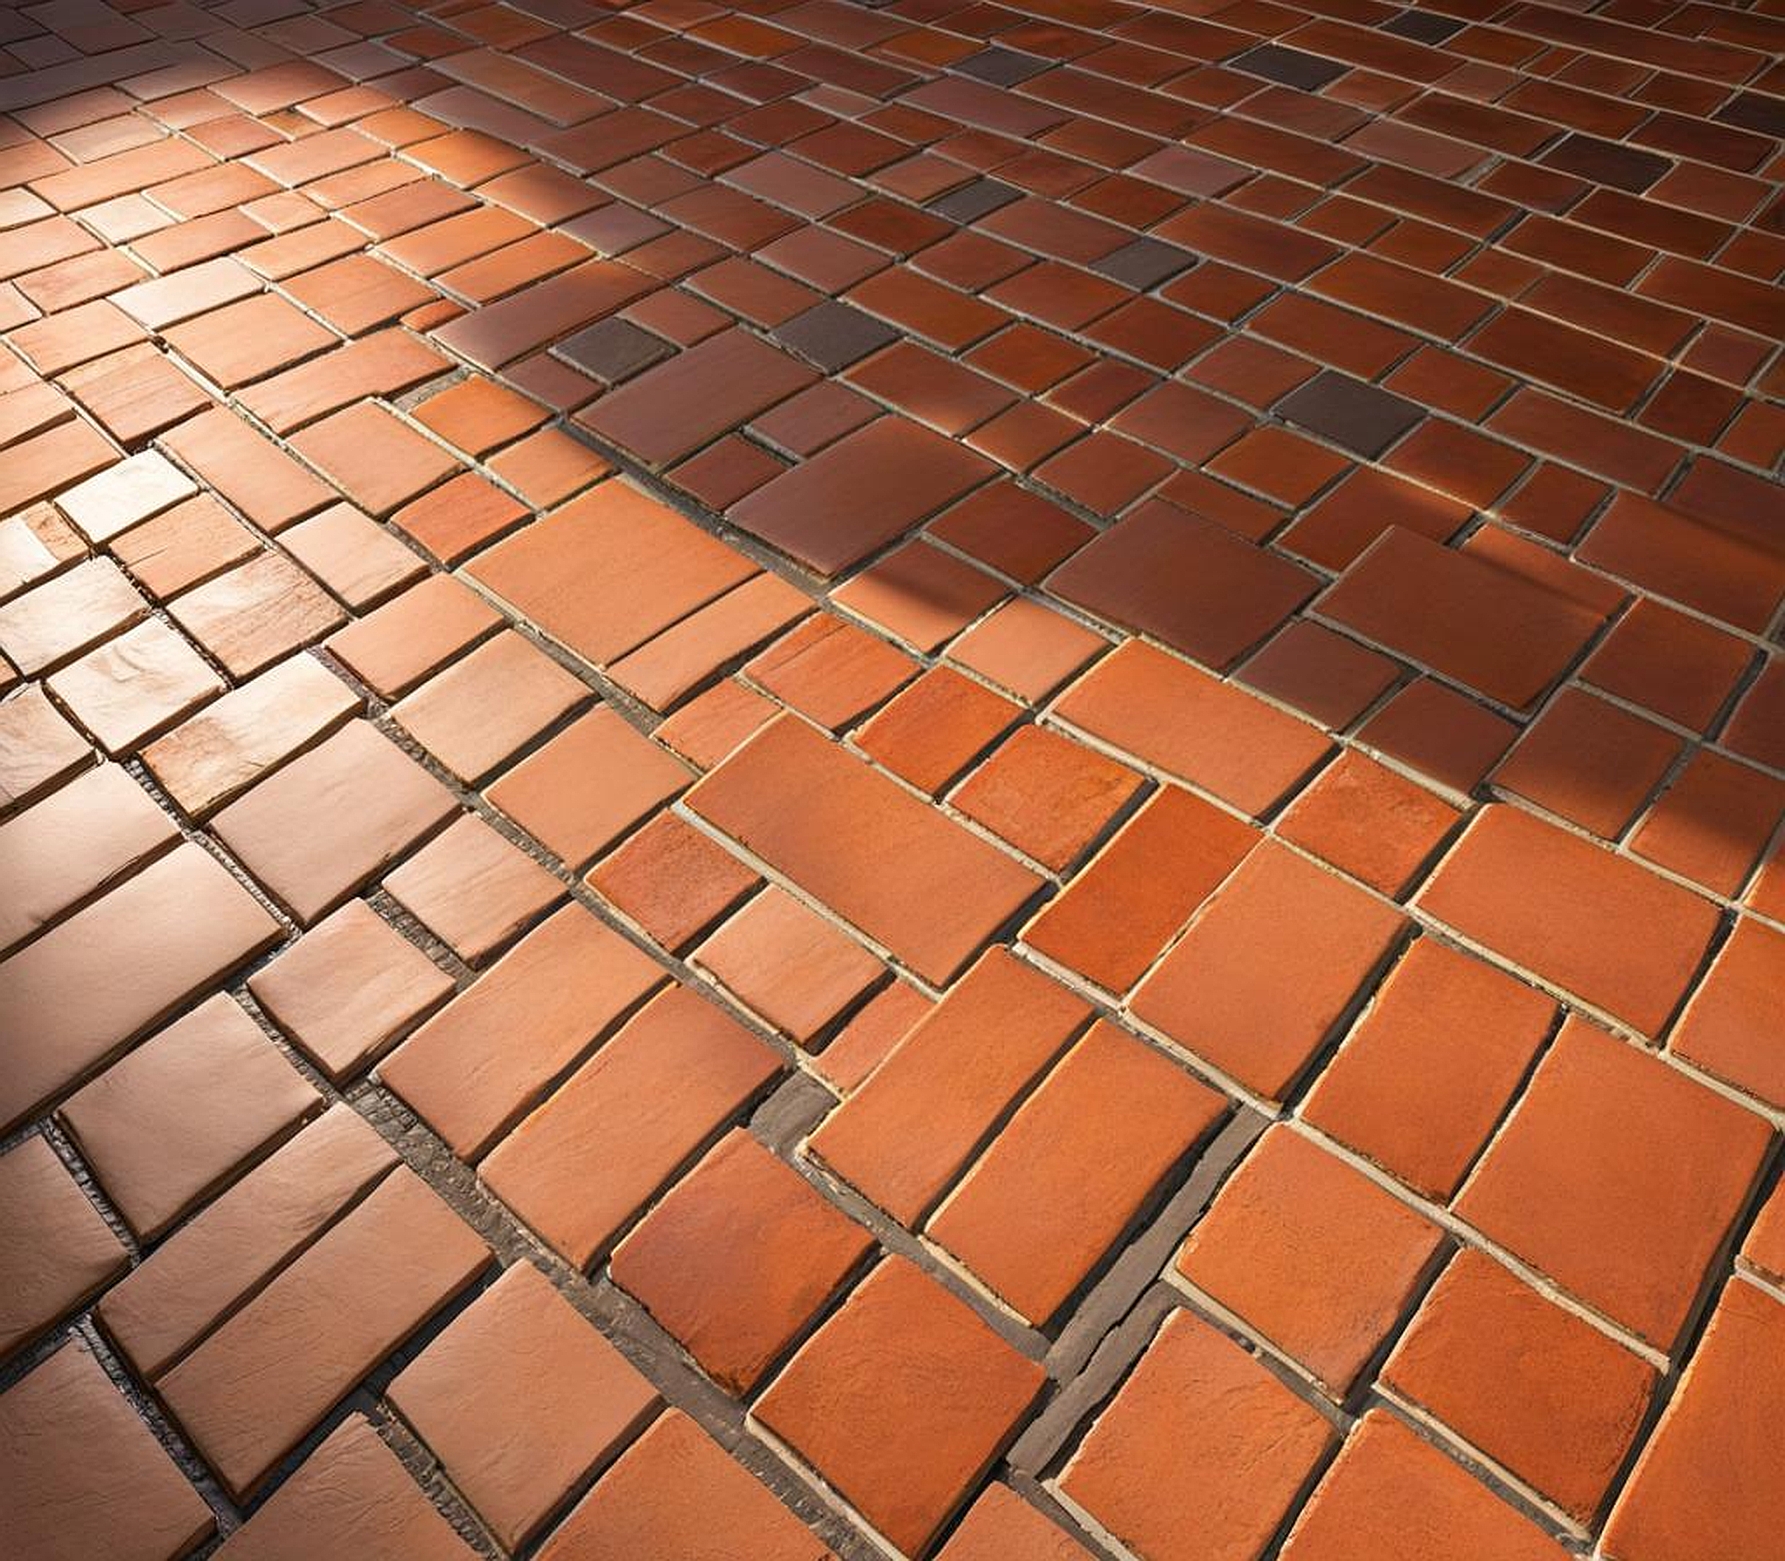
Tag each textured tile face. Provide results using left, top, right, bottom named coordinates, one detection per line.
left=380, top=903, right=665, bottom=1162
left=0, top=843, right=280, bottom=1133
left=467, top=481, right=757, bottom=667
left=1319, top=528, right=1609, bottom=711
left=754, top=1257, right=1044, bottom=1555
left=1453, top=1020, right=1770, bottom=1350
left=1418, top=805, right=1720, bottom=1037
left=0, top=1342, right=214, bottom=1561
left=211, top=720, right=458, bottom=925
left=1279, top=1411, right=1568, bottom=1561
left=389, top=1262, right=660, bottom=1550
left=1060, top=1309, right=1336, bottom=1561
left=1382, top=1249, right=1657, bottom=1524
left=0, top=1135, right=127, bottom=1360
left=539, top=1411, right=834, bottom=1561
left=158, top=1167, right=490, bottom=1499
left=480, top=986, right=781, bottom=1268
left=728, top=417, right=995, bottom=577
left=59, top=994, right=321, bottom=1240
left=3, top=1, right=1781, bottom=1554
left=612, top=1129, right=872, bottom=1392
left=213, top=1415, right=477, bottom=1561
left=688, top=716, right=1042, bottom=986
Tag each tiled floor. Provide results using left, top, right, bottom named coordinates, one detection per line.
left=0, top=0, right=1782, bottom=1555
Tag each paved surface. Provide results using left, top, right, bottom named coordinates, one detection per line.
left=1, top=0, right=1783, bottom=1556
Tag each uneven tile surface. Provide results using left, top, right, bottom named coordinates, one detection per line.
left=0, top=0, right=1781, bottom=1556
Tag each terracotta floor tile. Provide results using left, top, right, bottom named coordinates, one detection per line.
left=937, top=1485, right=1096, bottom=1561
left=0, top=1134, right=127, bottom=1361
left=1577, top=491, right=1785, bottom=636
left=1302, top=938, right=1556, bottom=1202
left=1319, top=528, right=1608, bottom=712
left=384, top=813, right=564, bottom=966
left=1603, top=1281, right=1785, bottom=1561
left=1279, top=1410, right=1568, bottom=1561
left=324, top=573, right=500, bottom=698
left=1178, top=1127, right=1446, bottom=1395
left=1580, top=600, right=1753, bottom=733
left=0, top=505, right=84, bottom=604
left=810, top=948, right=1091, bottom=1225
left=1133, top=842, right=1406, bottom=1102
left=248, top=900, right=452, bottom=1082
left=164, top=293, right=336, bottom=389
left=159, top=1165, right=489, bottom=1499
left=1277, top=751, right=1461, bottom=897
left=282, top=251, right=435, bottom=335
left=59, top=993, right=320, bottom=1240
left=930, top=1021, right=1224, bottom=1325
left=538, top=1409, right=833, bottom=1561
left=1356, top=678, right=1518, bottom=795
left=280, top=501, right=427, bottom=609
left=47, top=616, right=224, bottom=756
left=0, top=1341, right=213, bottom=1561
left=0, top=762, right=178, bottom=955
left=289, top=401, right=458, bottom=516
left=1666, top=916, right=1785, bottom=1111
left=168, top=550, right=346, bottom=679
left=1722, top=658, right=1785, bottom=773
left=694, top=886, right=883, bottom=1046
left=0, top=685, right=94, bottom=814
left=1417, top=804, right=1719, bottom=1037
left=390, top=1261, right=660, bottom=1550
left=160, top=405, right=333, bottom=533
left=380, top=901, right=663, bottom=1161
left=578, top=327, right=815, bottom=469
left=467, top=479, right=756, bottom=667
left=485, top=705, right=691, bottom=870
left=1383, top=1248, right=1657, bottom=1522
left=586, top=811, right=760, bottom=954
left=99, top=1103, right=396, bottom=1381
left=1636, top=751, right=1785, bottom=901
left=1456, top=1018, right=1770, bottom=1349
left=212, top=719, right=456, bottom=925
left=1054, top=640, right=1332, bottom=818
left=1024, top=785, right=1259, bottom=996
left=0, top=556, right=147, bottom=677
left=1492, top=688, right=1684, bottom=840
left=390, top=629, right=588, bottom=783
left=142, top=652, right=359, bottom=817
left=480, top=984, right=780, bottom=1267
left=608, top=571, right=811, bottom=715
left=611, top=1128, right=873, bottom=1392
left=0, top=841, right=280, bottom=1133
left=55, top=450, right=195, bottom=544
left=754, top=1255, right=1043, bottom=1555
left=831, top=539, right=1007, bottom=655
left=947, top=598, right=1104, bottom=705
left=729, top=415, right=996, bottom=577
left=952, top=724, right=1144, bottom=873
left=926, top=481, right=1094, bottom=585
left=1048, top=500, right=1316, bottom=671
left=745, top=613, right=919, bottom=732
left=854, top=665, right=1020, bottom=796
left=689, top=715, right=1043, bottom=986
left=212, top=1414, right=477, bottom=1561
left=109, top=493, right=259, bottom=601
left=1059, top=1307, right=1336, bottom=1561
left=412, top=374, right=547, bottom=455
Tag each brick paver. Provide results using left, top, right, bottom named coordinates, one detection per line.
left=0, top=0, right=1781, bottom=1557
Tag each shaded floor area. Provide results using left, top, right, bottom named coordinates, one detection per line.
left=1, top=0, right=1784, bottom=1556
